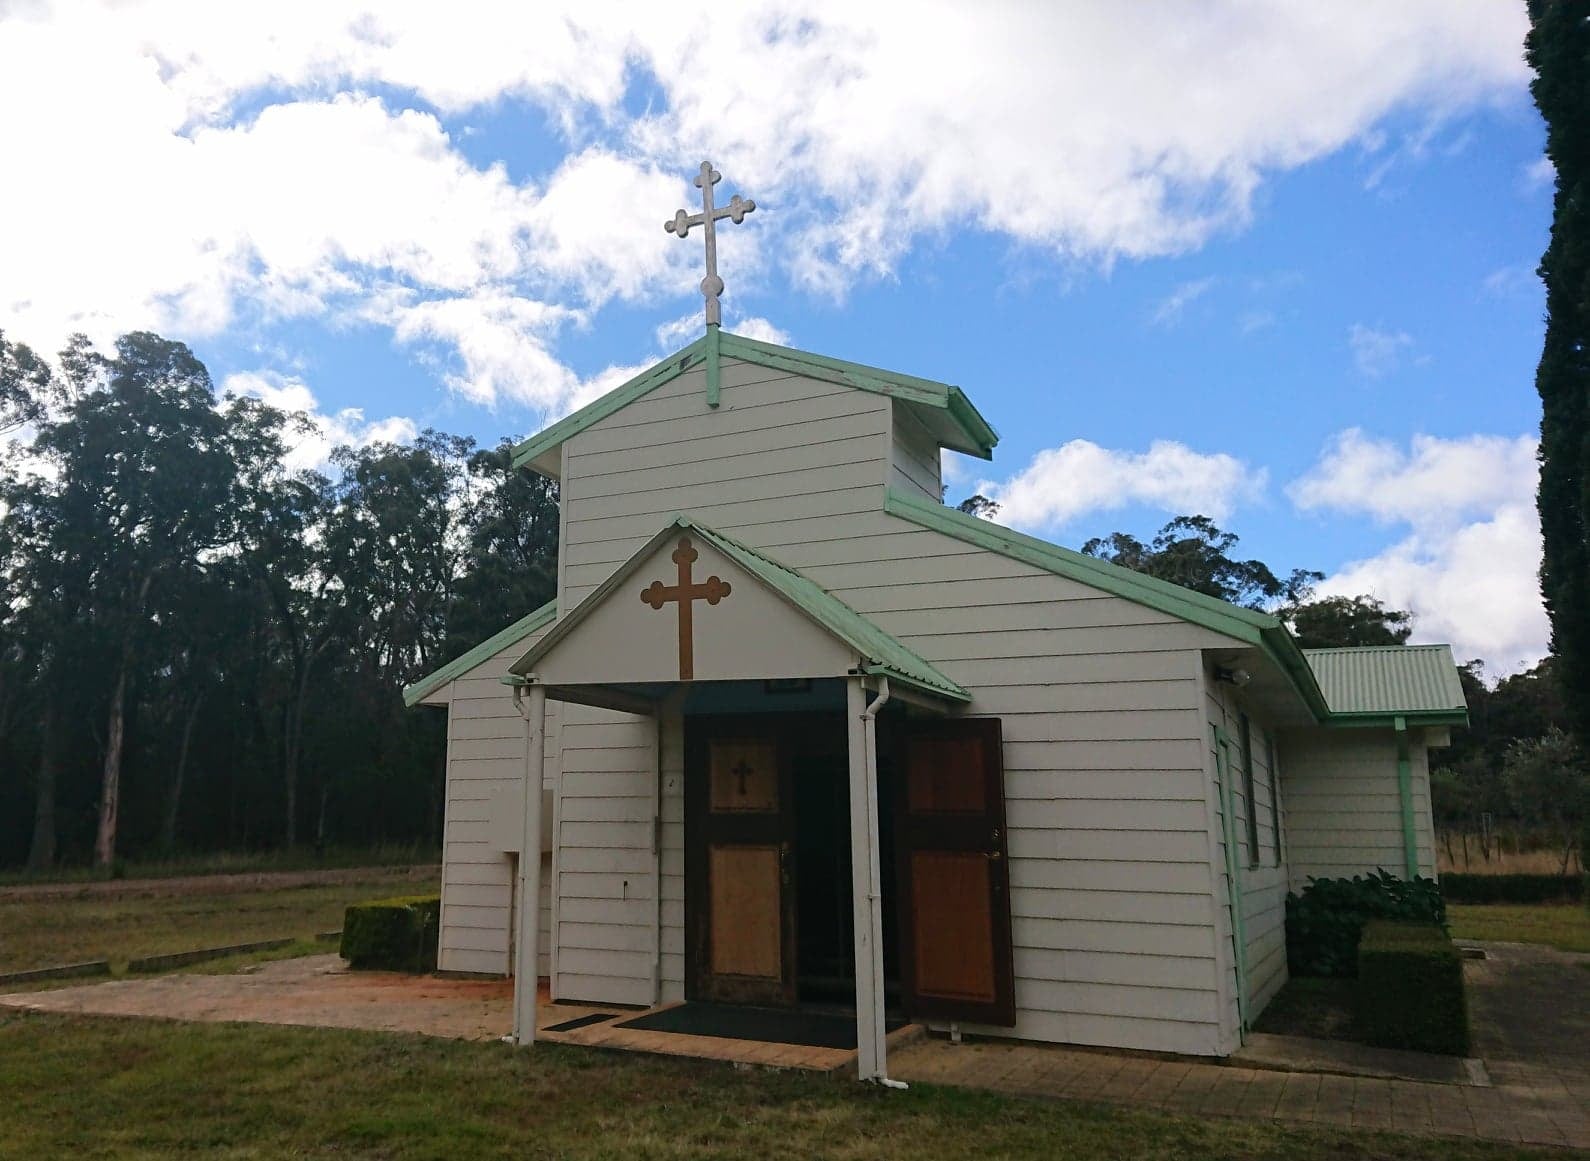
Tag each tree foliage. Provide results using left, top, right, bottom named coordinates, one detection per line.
left=0, top=331, right=560, bottom=869
left=1527, top=1, right=1590, bottom=751
left=1284, top=594, right=1413, bottom=650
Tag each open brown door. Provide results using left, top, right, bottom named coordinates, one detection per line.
left=685, top=721, right=797, bottom=1006
left=895, top=718, right=1016, bottom=1026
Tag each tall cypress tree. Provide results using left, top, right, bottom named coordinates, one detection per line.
left=1527, top=2, right=1590, bottom=746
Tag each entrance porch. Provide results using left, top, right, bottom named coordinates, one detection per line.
left=500, top=517, right=1014, bottom=1081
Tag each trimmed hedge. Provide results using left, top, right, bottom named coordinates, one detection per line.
left=1285, top=871, right=1445, bottom=979
left=341, top=894, right=440, bottom=973
left=1439, top=873, right=1583, bottom=904
left=1355, top=920, right=1469, bottom=1056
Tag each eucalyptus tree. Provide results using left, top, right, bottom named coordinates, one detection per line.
left=30, top=333, right=249, bottom=866
left=445, top=439, right=560, bottom=659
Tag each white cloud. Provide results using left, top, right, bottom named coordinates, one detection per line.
left=1288, top=429, right=1536, bottom=528
left=1288, top=429, right=1547, bottom=674
left=977, top=439, right=1265, bottom=533
left=1348, top=323, right=1416, bottom=378
left=1151, top=277, right=1217, bottom=327
left=1482, top=261, right=1538, bottom=298
left=726, top=316, right=791, bottom=346
left=1522, top=155, right=1555, bottom=191
left=223, top=371, right=417, bottom=472
left=0, top=1, right=1530, bottom=422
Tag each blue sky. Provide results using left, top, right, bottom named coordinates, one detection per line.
left=0, top=3, right=1549, bottom=672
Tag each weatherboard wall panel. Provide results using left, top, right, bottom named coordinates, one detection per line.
left=1278, top=727, right=1438, bottom=886
left=532, top=356, right=1260, bottom=1054
left=1204, top=672, right=1290, bottom=1030
left=889, top=403, right=943, bottom=501
left=436, top=623, right=561, bottom=979
left=551, top=702, right=659, bottom=1006
left=779, top=514, right=1238, bottom=1054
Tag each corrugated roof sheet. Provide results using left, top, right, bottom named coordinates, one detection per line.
left=1303, top=645, right=1467, bottom=719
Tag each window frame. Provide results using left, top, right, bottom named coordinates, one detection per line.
left=1239, top=711, right=1259, bottom=868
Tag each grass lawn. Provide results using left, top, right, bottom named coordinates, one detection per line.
left=0, top=1012, right=1563, bottom=1161
left=1447, top=902, right=1590, bottom=954
left=0, top=867, right=440, bottom=974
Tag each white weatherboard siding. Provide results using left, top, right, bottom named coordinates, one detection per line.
left=1204, top=675, right=1289, bottom=1037
left=889, top=403, right=943, bottom=501
left=557, top=358, right=893, bottom=606
left=546, top=361, right=1252, bottom=1051
left=815, top=520, right=1247, bottom=1056
left=437, top=629, right=560, bottom=978
left=1278, top=728, right=1437, bottom=888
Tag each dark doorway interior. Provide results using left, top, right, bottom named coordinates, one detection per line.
left=792, top=721, right=901, bottom=1008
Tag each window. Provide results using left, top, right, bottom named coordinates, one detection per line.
left=1239, top=712, right=1259, bottom=867
left=1268, top=734, right=1283, bottom=865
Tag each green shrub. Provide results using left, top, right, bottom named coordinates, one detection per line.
left=341, top=895, right=440, bottom=973
left=1285, top=871, right=1445, bottom=979
left=1439, top=872, right=1582, bottom=904
left=1355, top=920, right=1469, bottom=1056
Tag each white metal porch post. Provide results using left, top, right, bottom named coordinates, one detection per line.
left=511, top=680, right=547, bottom=1045
left=846, top=675, right=888, bottom=1081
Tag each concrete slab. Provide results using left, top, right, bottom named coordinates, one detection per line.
left=1234, top=1031, right=1483, bottom=1085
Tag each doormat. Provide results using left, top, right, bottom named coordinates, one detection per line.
left=544, top=1013, right=619, bottom=1033
left=615, top=1003, right=903, bottom=1050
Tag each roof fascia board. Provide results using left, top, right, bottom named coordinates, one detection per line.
left=402, top=599, right=557, bottom=707
left=683, top=519, right=970, bottom=702
left=510, top=339, right=707, bottom=471
left=510, top=520, right=689, bottom=675
left=883, top=487, right=1334, bottom=722
left=511, top=513, right=968, bottom=703
left=720, top=332, right=998, bottom=459
left=1323, top=710, right=1471, bottom=729
left=884, top=487, right=1270, bottom=641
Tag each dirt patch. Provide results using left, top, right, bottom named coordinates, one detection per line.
left=1, top=954, right=516, bottom=1041
left=0, top=865, right=440, bottom=904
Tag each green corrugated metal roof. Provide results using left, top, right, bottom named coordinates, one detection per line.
left=1303, top=645, right=1468, bottom=722
left=511, top=515, right=970, bottom=703
left=510, top=330, right=999, bottom=472
left=402, top=600, right=557, bottom=707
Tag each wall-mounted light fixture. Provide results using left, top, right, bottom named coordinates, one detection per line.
left=1215, top=666, right=1253, bottom=687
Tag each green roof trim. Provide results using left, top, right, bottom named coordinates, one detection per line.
left=511, top=515, right=970, bottom=704
left=402, top=599, right=557, bottom=707
left=882, top=487, right=1333, bottom=722
left=509, top=330, right=998, bottom=473
left=512, top=340, right=708, bottom=470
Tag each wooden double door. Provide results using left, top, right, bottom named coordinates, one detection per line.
left=684, top=713, right=1015, bottom=1026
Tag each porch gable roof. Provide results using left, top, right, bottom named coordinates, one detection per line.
left=509, top=515, right=971, bottom=704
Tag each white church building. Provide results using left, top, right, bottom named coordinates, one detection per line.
left=402, top=167, right=1466, bottom=1079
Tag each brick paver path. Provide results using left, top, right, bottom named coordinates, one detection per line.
left=891, top=941, right=1590, bottom=1150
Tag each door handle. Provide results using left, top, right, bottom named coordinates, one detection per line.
left=779, top=842, right=791, bottom=886
left=986, top=850, right=1003, bottom=862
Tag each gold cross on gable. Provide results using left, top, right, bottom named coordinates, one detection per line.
left=639, top=536, right=732, bottom=680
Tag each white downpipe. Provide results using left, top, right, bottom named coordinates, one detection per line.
left=510, top=680, right=547, bottom=1046
left=851, top=674, right=906, bottom=1089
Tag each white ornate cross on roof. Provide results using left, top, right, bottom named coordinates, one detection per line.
left=665, top=161, right=755, bottom=329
